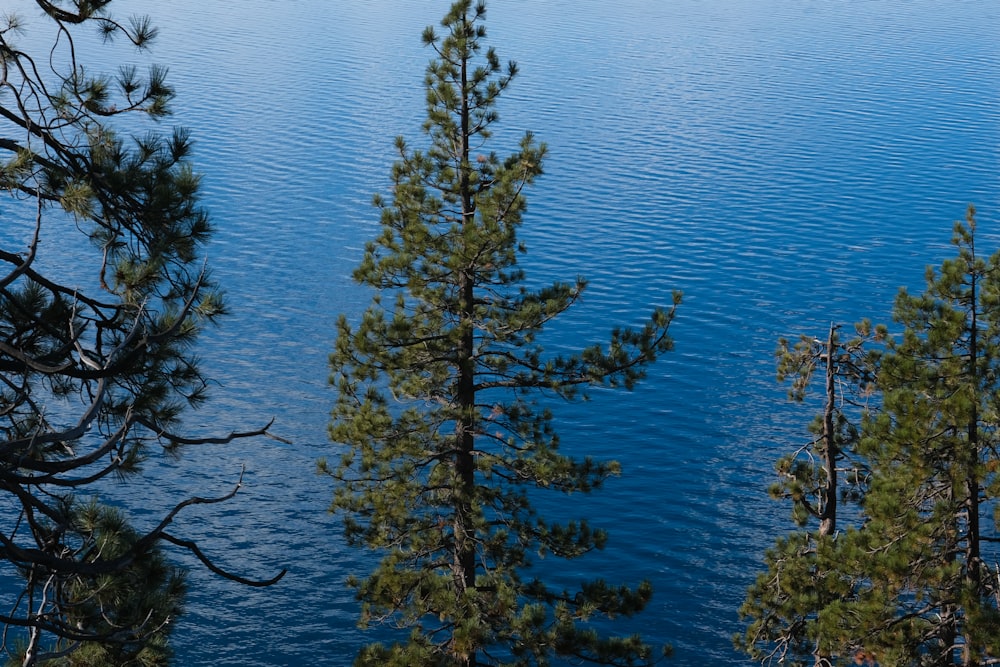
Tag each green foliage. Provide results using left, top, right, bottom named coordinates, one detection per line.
left=740, top=207, right=1000, bottom=667
left=324, top=2, right=677, bottom=664
left=5, top=503, right=184, bottom=667
left=0, top=2, right=283, bottom=663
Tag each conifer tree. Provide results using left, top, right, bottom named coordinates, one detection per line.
left=738, top=323, right=879, bottom=666
left=839, top=207, right=1000, bottom=666
left=323, top=2, right=677, bottom=665
left=0, top=3, right=284, bottom=664
left=741, top=207, right=1000, bottom=666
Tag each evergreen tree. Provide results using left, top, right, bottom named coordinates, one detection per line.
left=840, top=207, right=1000, bottom=666
left=740, top=207, right=1000, bottom=666
left=0, top=2, right=284, bottom=664
left=738, top=323, right=879, bottom=666
left=323, top=2, right=677, bottom=665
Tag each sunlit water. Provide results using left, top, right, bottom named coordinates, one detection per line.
left=4, top=1, right=1000, bottom=664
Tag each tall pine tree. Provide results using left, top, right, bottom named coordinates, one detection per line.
left=323, top=2, right=677, bottom=665
left=842, top=207, right=1000, bottom=666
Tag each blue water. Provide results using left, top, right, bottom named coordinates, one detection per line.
left=10, top=0, right=1000, bottom=664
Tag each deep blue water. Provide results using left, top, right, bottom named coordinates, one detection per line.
left=7, top=0, right=1000, bottom=665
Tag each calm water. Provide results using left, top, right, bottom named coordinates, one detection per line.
left=10, top=0, right=1000, bottom=664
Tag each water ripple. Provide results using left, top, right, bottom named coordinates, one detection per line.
left=28, top=0, right=1000, bottom=664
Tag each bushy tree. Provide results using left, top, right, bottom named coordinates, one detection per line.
left=741, top=207, right=1000, bottom=666
left=323, top=2, right=677, bottom=665
left=0, top=2, right=284, bottom=664
left=842, top=207, right=1000, bottom=666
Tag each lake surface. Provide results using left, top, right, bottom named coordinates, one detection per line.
left=10, top=0, right=1000, bottom=664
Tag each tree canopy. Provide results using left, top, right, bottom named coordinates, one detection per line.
left=0, top=2, right=283, bottom=664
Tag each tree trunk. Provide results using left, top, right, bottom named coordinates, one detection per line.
left=962, top=271, right=981, bottom=667
left=813, top=324, right=839, bottom=667
left=453, top=13, right=477, bottom=665
left=818, top=323, right=838, bottom=538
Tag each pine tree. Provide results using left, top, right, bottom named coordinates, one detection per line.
left=840, top=207, right=1000, bottom=666
left=741, top=207, right=1000, bottom=666
left=0, top=3, right=284, bottom=664
left=323, top=2, right=677, bottom=665
left=738, top=323, right=879, bottom=666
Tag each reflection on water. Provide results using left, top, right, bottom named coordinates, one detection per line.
left=21, top=0, right=1000, bottom=664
